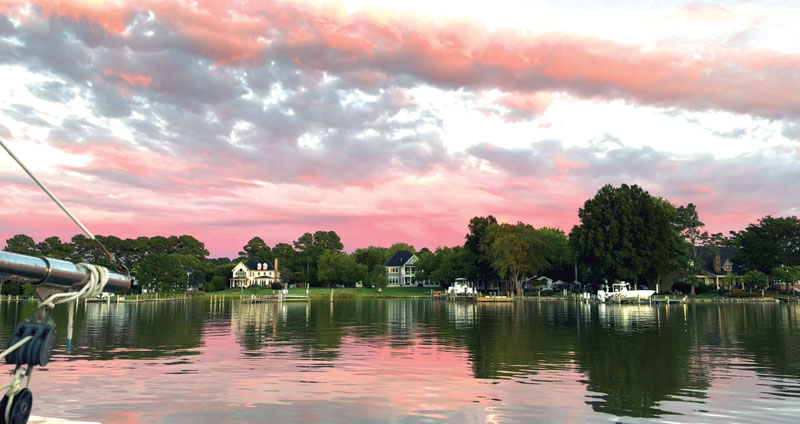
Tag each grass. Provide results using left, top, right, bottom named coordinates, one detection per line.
left=205, top=286, right=437, bottom=299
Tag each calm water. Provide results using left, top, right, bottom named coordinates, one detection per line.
left=2, top=298, right=800, bottom=423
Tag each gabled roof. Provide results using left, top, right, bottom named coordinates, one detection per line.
left=385, top=250, right=414, bottom=267
left=242, top=259, right=275, bottom=271
left=694, top=246, right=738, bottom=275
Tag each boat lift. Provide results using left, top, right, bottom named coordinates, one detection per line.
left=0, top=251, right=131, bottom=423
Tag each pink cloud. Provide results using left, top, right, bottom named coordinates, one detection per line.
left=6, top=0, right=798, bottom=119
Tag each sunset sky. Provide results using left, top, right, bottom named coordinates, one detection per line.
left=1, top=0, right=799, bottom=257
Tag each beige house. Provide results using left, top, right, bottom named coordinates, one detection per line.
left=230, top=259, right=281, bottom=288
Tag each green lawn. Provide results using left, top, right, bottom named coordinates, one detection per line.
left=207, top=286, right=437, bottom=299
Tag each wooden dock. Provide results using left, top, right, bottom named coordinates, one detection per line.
left=477, top=296, right=513, bottom=302
left=433, top=294, right=477, bottom=302
left=240, top=294, right=309, bottom=303
left=649, top=296, right=688, bottom=304
left=85, top=295, right=187, bottom=303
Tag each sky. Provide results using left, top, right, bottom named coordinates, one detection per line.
left=0, top=0, right=799, bottom=258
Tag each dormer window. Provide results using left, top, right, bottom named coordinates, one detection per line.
left=257, top=263, right=262, bottom=270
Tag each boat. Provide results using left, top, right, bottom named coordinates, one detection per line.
left=447, top=278, right=476, bottom=295
left=597, top=281, right=655, bottom=303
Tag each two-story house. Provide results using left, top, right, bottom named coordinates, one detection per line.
left=692, top=246, right=739, bottom=289
left=230, top=258, right=281, bottom=288
left=658, top=246, right=740, bottom=292
left=384, top=251, right=418, bottom=286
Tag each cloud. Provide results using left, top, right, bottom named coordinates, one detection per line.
left=1, top=1, right=799, bottom=256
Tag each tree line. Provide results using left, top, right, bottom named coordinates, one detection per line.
left=3, top=184, right=800, bottom=294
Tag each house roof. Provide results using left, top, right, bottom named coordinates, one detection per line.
left=384, top=250, right=414, bottom=267
left=694, top=246, right=738, bottom=275
left=243, top=259, right=275, bottom=271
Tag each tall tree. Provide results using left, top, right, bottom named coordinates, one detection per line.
left=318, top=250, right=366, bottom=287
left=238, top=237, right=272, bottom=263
left=353, top=246, right=388, bottom=273
left=732, top=216, right=800, bottom=274
left=385, top=243, right=416, bottom=262
left=36, top=236, right=76, bottom=260
left=569, top=184, right=685, bottom=287
left=3, top=234, right=39, bottom=255
left=428, top=246, right=475, bottom=288
left=168, top=235, right=210, bottom=259
left=293, top=231, right=344, bottom=287
left=133, top=253, right=186, bottom=293
left=464, top=215, right=499, bottom=284
left=485, top=223, right=560, bottom=296
left=313, top=231, right=344, bottom=251
left=772, top=266, right=800, bottom=291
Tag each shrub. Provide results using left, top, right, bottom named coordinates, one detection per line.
left=726, top=290, right=759, bottom=298
left=270, top=282, right=284, bottom=290
left=695, top=283, right=715, bottom=294
left=539, top=290, right=555, bottom=297
left=671, top=283, right=693, bottom=295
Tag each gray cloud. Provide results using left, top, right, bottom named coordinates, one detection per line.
left=469, top=139, right=800, bottom=220
left=711, top=128, right=748, bottom=139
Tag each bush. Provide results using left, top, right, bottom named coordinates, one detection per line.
left=671, top=283, right=693, bottom=295
left=726, top=290, right=759, bottom=298
left=695, top=283, right=715, bottom=294
left=539, top=290, right=555, bottom=297
left=270, top=282, right=284, bottom=290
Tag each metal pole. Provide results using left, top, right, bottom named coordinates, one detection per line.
left=0, top=251, right=130, bottom=294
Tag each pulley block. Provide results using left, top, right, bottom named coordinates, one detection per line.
left=4, top=322, right=56, bottom=367
left=0, top=388, right=33, bottom=424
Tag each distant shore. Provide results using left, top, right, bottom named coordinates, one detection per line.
left=195, top=287, right=800, bottom=302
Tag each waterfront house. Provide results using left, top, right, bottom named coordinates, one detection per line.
left=658, top=246, right=740, bottom=292
left=692, top=246, right=739, bottom=289
left=384, top=251, right=424, bottom=286
left=230, top=258, right=281, bottom=288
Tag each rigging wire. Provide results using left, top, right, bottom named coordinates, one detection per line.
left=0, top=138, right=118, bottom=267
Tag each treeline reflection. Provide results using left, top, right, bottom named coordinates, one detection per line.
left=2, top=299, right=799, bottom=418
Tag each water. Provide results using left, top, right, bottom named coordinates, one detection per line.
left=2, top=298, right=800, bottom=423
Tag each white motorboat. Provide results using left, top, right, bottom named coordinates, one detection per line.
left=448, top=278, right=476, bottom=295
left=597, top=282, right=655, bottom=302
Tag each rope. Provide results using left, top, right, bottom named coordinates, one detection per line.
left=38, top=263, right=109, bottom=310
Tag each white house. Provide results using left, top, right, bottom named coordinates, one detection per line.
left=230, top=258, right=281, bottom=288
left=384, top=250, right=421, bottom=286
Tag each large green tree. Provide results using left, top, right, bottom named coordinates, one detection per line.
left=36, top=236, right=76, bottom=260
left=772, top=266, right=800, bottom=291
left=464, top=215, right=499, bottom=284
left=293, top=231, right=344, bottom=286
left=385, top=243, right=416, bottom=262
left=133, top=253, right=186, bottom=293
left=485, top=223, right=569, bottom=296
left=569, top=184, right=685, bottom=287
left=353, top=246, right=388, bottom=273
left=3, top=234, right=39, bottom=255
left=317, top=250, right=367, bottom=287
left=238, top=237, right=272, bottom=263
left=426, top=246, right=475, bottom=287
left=732, top=216, right=800, bottom=274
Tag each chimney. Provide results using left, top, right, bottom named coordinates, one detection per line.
left=274, top=257, right=280, bottom=282
left=714, top=254, right=721, bottom=273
